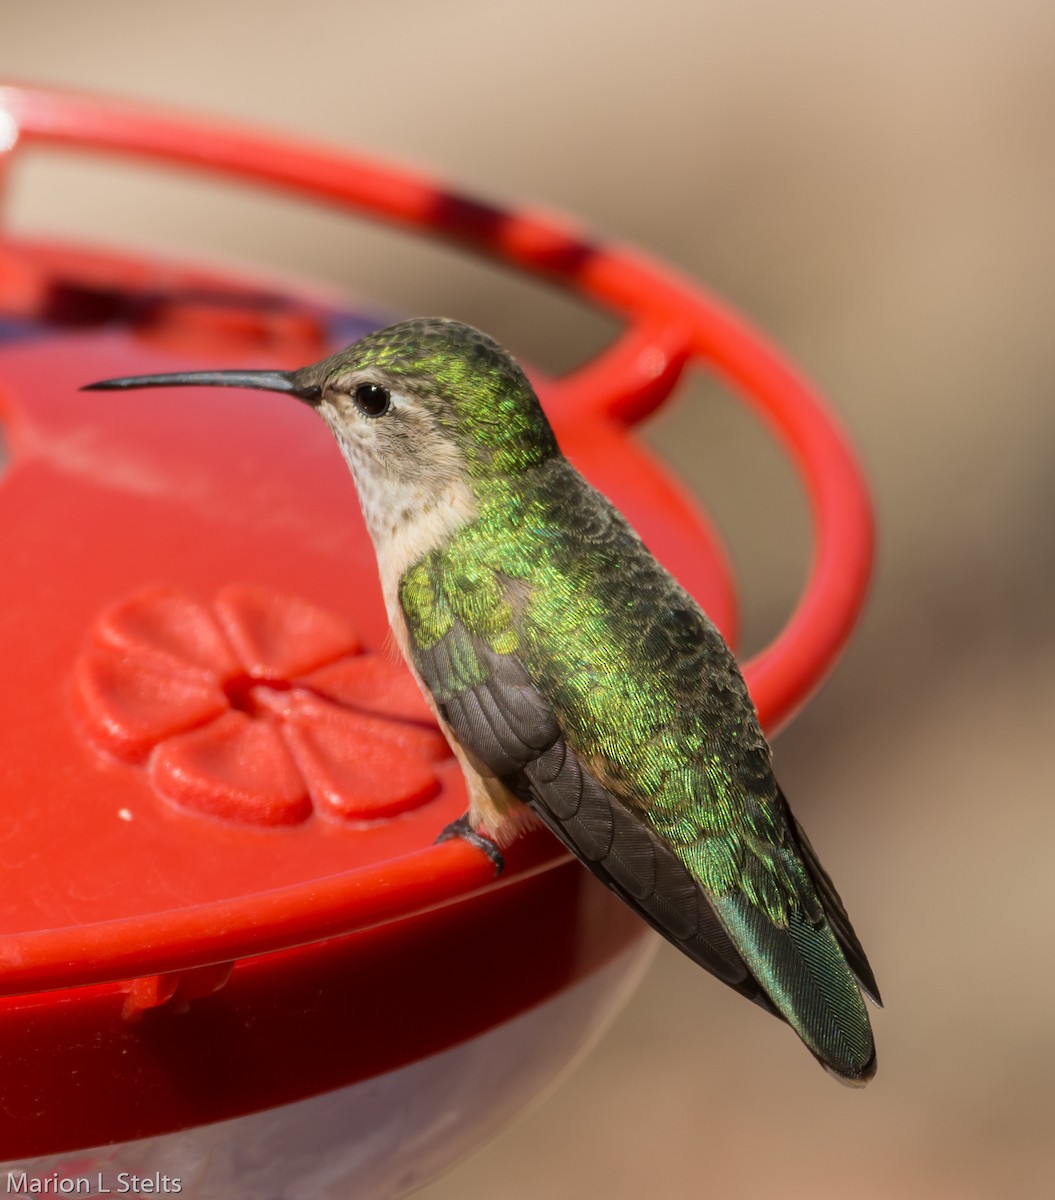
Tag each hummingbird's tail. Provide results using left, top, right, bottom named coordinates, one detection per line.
left=706, top=788, right=880, bottom=1086
left=712, top=891, right=877, bottom=1085
left=784, top=798, right=882, bottom=1008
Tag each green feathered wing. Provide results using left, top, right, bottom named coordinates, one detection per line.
left=400, top=458, right=879, bottom=1083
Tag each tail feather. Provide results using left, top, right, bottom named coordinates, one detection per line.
left=713, top=893, right=877, bottom=1085
left=779, top=789, right=882, bottom=1006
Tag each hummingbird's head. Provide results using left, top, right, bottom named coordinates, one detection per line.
left=291, top=318, right=559, bottom=494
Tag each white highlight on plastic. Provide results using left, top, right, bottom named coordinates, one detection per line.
left=0, top=107, right=17, bottom=153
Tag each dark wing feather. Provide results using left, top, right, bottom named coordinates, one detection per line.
left=414, top=623, right=775, bottom=1011
left=781, top=792, right=882, bottom=1006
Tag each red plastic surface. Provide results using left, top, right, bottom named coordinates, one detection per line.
left=0, top=84, right=874, bottom=1156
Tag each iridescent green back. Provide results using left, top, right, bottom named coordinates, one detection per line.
left=401, top=457, right=876, bottom=1081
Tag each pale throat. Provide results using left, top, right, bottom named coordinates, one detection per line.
left=338, top=447, right=476, bottom=606
left=373, top=475, right=477, bottom=582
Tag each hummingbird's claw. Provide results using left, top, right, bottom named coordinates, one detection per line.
left=435, top=814, right=505, bottom=877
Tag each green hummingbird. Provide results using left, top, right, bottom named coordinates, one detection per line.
left=85, top=317, right=880, bottom=1084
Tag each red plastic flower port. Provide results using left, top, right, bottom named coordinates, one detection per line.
left=72, top=584, right=450, bottom=826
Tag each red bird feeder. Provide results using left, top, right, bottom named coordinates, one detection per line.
left=0, top=86, right=873, bottom=1196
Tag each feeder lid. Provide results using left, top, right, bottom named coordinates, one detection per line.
left=0, top=236, right=736, bottom=1158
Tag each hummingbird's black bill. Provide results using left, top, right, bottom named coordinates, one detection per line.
left=81, top=369, right=321, bottom=404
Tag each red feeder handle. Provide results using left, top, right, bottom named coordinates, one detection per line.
left=0, top=83, right=873, bottom=732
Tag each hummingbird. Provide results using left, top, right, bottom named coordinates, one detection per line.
left=85, top=318, right=880, bottom=1084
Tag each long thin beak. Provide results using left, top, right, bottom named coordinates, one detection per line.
left=81, top=368, right=322, bottom=405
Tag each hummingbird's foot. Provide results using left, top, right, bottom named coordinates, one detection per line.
left=435, top=814, right=505, bottom=877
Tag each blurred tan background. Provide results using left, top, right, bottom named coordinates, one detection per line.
left=4, top=1, right=1054, bottom=1196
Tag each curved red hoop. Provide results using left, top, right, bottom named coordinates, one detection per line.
left=0, top=83, right=872, bottom=730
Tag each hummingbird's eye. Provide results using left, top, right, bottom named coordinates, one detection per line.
left=352, top=382, right=391, bottom=418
